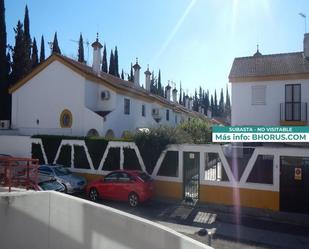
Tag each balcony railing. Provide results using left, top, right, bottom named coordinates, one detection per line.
left=280, top=102, right=307, bottom=122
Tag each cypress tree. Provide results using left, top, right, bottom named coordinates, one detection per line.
left=31, top=37, right=38, bottom=68
left=225, top=86, right=231, bottom=117
left=0, top=0, right=10, bottom=120
left=150, top=70, right=156, bottom=93
left=121, top=69, right=124, bottom=80
left=114, top=46, right=119, bottom=77
left=205, top=90, right=210, bottom=114
left=6, top=52, right=10, bottom=75
left=52, top=32, right=61, bottom=54
left=214, top=90, right=218, bottom=117
left=78, top=33, right=84, bottom=63
left=23, top=5, right=31, bottom=73
left=179, top=82, right=182, bottom=104
left=219, top=88, right=224, bottom=117
left=109, top=49, right=114, bottom=75
left=210, top=94, right=214, bottom=116
left=101, top=43, right=107, bottom=73
left=11, top=21, right=27, bottom=84
left=129, top=63, right=133, bottom=82
left=193, top=89, right=198, bottom=111
left=157, top=70, right=163, bottom=96
left=39, top=35, right=45, bottom=63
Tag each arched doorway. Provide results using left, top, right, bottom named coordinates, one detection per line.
left=105, top=129, right=115, bottom=139
left=87, top=129, right=99, bottom=137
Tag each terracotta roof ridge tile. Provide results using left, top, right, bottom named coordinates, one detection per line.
left=234, top=51, right=302, bottom=60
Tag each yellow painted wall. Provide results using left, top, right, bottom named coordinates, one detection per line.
left=75, top=173, right=279, bottom=211
left=199, top=185, right=279, bottom=211
left=153, top=180, right=182, bottom=200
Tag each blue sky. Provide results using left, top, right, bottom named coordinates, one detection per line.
left=4, top=0, right=309, bottom=96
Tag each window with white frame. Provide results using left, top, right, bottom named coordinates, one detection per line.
left=251, top=85, right=266, bottom=105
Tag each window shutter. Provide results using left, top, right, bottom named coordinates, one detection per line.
left=251, top=85, right=266, bottom=105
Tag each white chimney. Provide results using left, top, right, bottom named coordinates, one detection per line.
left=172, top=88, right=178, bottom=102
left=133, top=58, right=141, bottom=86
left=304, top=33, right=309, bottom=58
left=91, top=33, right=103, bottom=74
left=165, top=84, right=171, bottom=101
left=189, top=97, right=193, bottom=110
left=207, top=109, right=212, bottom=118
left=185, top=95, right=189, bottom=109
left=145, top=65, right=151, bottom=91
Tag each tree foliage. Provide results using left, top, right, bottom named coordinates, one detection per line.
left=52, top=32, right=61, bottom=54
left=39, top=35, right=45, bottom=63
left=78, top=33, right=84, bottom=63
left=11, top=21, right=27, bottom=84
left=0, top=0, right=10, bottom=120
left=101, top=43, right=107, bottom=73
left=178, top=119, right=212, bottom=144
left=31, top=37, right=38, bottom=68
left=108, top=49, right=114, bottom=75
left=114, top=46, right=119, bottom=77
left=23, top=5, right=31, bottom=74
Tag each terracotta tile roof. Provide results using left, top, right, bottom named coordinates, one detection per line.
left=49, top=54, right=207, bottom=119
left=229, top=52, right=309, bottom=80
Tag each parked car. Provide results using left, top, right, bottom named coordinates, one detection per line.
left=37, top=174, right=65, bottom=192
left=86, top=170, right=154, bottom=207
left=38, top=164, right=87, bottom=194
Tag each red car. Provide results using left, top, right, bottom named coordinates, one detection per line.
left=86, top=170, right=154, bottom=207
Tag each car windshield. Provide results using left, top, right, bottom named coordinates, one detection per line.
left=39, top=180, right=62, bottom=190
left=54, top=167, right=71, bottom=176
left=138, top=172, right=152, bottom=182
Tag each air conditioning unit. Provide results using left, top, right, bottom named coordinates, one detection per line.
left=0, top=120, right=10, bottom=129
left=100, top=90, right=110, bottom=100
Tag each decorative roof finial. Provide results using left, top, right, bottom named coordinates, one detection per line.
left=96, top=32, right=99, bottom=41
left=254, top=44, right=262, bottom=57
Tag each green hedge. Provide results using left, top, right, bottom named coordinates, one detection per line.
left=32, top=143, right=45, bottom=164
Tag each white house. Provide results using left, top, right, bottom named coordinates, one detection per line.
left=229, top=34, right=309, bottom=126
left=9, top=37, right=205, bottom=138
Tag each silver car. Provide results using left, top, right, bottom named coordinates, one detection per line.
left=37, top=173, right=65, bottom=192
left=38, top=164, right=87, bottom=194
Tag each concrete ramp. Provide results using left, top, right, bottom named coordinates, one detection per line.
left=0, top=191, right=212, bottom=249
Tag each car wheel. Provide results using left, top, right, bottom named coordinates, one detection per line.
left=62, top=184, right=68, bottom=193
left=89, top=188, right=99, bottom=202
left=128, top=192, right=139, bottom=207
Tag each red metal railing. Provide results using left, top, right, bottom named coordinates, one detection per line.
left=0, top=157, right=39, bottom=192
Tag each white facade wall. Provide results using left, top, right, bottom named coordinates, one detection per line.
left=102, top=95, right=157, bottom=137
left=11, top=61, right=86, bottom=136
left=231, top=79, right=309, bottom=126
left=11, top=59, right=193, bottom=138
left=0, top=135, right=31, bottom=157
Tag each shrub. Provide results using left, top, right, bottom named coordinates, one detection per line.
left=134, top=126, right=192, bottom=174
left=178, top=118, right=212, bottom=144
